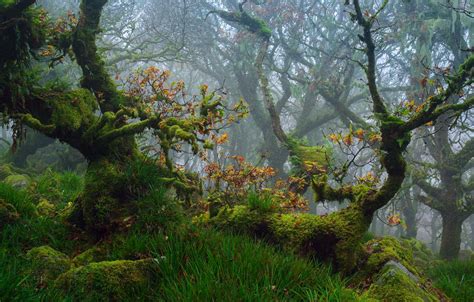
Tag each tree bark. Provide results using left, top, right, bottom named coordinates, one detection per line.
left=439, top=213, right=463, bottom=260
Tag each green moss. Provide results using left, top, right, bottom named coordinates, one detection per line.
left=358, top=237, right=416, bottom=279
left=202, top=203, right=370, bottom=272
left=287, top=137, right=331, bottom=175
left=0, top=198, right=19, bottom=229
left=48, top=89, right=98, bottom=132
left=4, top=174, right=30, bottom=188
left=54, top=259, right=159, bottom=301
left=400, top=238, right=435, bottom=269
left=36, top=198, right=56, bottom=217
left=366, top=264, right=438, bottom=302
left=27, top=246, right=71, bottom=285
left=72, top=247, right=106, bottom=267
left=0, top=164, right=14, bottom=180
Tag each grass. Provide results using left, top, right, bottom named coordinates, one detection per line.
left=428, top=260, right=474, bottom=302
left=33, top=169, right=84, bottom=207
left=247, top=190, right=275, bottom=212
left=0, top=176, right=363, bottom=301
left=106, top=227, right=362, bottom=301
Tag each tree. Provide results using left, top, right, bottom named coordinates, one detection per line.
left=0, top=0, right=243, bottom=236
left=203, top=0, right=474, bottom=272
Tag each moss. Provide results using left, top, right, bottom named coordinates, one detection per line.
left=47, top=88, right=98, bottom=133
left=54, top=259, right=159, bottom=301
left=357, top=237, right=417, bottom=280
left=72, top=247, right=106, bottom=267
left=202, top=203, right=370, bottom=273
left=0, top=163, right=14, bottom=179
left=351, top=237, right=443, bottom=301
left=4, top=174, right=30, bottom=188
left=366, top=264, right=439, bottom=302
left=400, top=238, right=435, bottom=269
left=0, top=198, right=19, bottom=229
left=287, top=137, right=331, bottom=176
left=26, top=246, right=71, bottom=285
left=36, top=198, right=56, bottom=216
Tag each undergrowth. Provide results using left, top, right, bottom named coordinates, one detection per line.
left=428, top=260, right=474, bottom=302
left=0, top=169, right=363, bottom=301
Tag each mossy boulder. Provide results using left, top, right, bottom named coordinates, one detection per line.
left=0, top=198, right=19, bottom=228
left=356, top=237, right=444, bottom=301
left=400, top=238, right=435, bottom=269
left=0, top=163, right=14, bottom=179
left=26, top=246, right=71, bottom=285
left=4, top=174, right=30, bottom=188
left=55, top=259, right=160, bottom=301
left=36, top=198, right=56, bottom=216
left=72, top=247, right=106, bottom=267
left=366, top=262, right=438, bottom=302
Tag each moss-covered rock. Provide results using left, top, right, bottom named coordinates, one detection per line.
left=0, top=198, right=19, bottom=228
left=355, top=237, right=444, bottom=301
left=72, top=247, right=106, bottom=267
left=0, top=163, right=14, bottom=180
left=366, top=262, right=438, bottom=302
left=400, top=238, right=435, bottom=269
left=26, top=246, right=71, bottom=285
left=4, top=174, right=30, bottom=188
left=36, top=198, right=56, bottom=216
left=55, top=259, right=159, bottom=301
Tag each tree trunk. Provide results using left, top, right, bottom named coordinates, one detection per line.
left=439, top=213, right=463, bottom=260
left=68, top=136, right=143, bottom=237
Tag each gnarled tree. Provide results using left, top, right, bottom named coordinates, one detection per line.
left=202, top=0, right=474, bottom=272
left=0, top=0, right=241, bottom=237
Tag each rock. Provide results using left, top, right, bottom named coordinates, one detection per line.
left=72, top=247, right=106, bottom=267
left=36, top=198, right=56, bottom=216
left=380, top=260, right=419, bottom=283
left=4, top=174, right=30, bottom=188
left=357, top=237, right=443, bottom=301
left=55, top=259, right=160, bottom=301
left=27, top=246, right=71, bottom=285
left=0, top=198, right=19, bottom=229
left=367, top=263, right=438, bottom=302
left=0, top=164, right=14, bottom=180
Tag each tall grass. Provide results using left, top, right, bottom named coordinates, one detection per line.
left=105, top=227, right=362, bottom=301
left=428, top=260, right=474, bottom=302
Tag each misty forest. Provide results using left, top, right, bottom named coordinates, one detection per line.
left=0, top=0, right=473, bottom=301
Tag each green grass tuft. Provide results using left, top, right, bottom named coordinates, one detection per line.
left=428, top=260, right=474, bottom=302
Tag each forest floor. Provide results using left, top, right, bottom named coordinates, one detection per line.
left=0, top=169, right=473, bottom=301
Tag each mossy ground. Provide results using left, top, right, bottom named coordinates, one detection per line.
left=0, top=171, right=364, bottom=301
left=0, top=166, right=466, bottom=302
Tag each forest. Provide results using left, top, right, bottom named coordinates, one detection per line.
left=0, top=0, right=473, bottom=301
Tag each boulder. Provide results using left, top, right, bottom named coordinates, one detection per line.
left=27, top=246, right=71, bottom=285
left=72, top=247, right=107, bottom=267
left=55, top=259, right=160, bottom=301
left=4, top=174, right=30, bottom=188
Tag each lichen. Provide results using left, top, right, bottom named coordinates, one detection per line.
left=54, top=259, right=160, bottom=301
left=26, top=245, right=71, bottom=285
